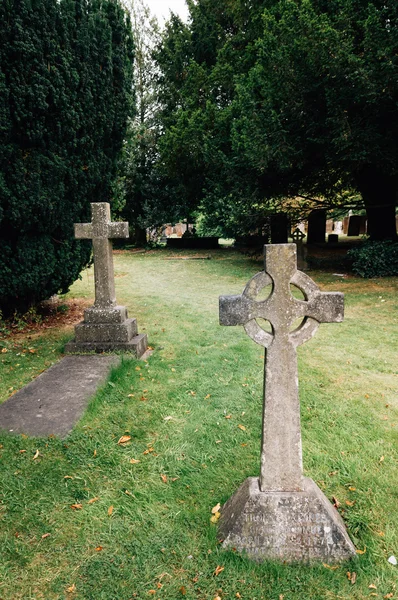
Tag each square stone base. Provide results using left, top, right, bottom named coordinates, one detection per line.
left=219, top=477, right=356, bottom=563
left=65, top=334, right=148, bottom=358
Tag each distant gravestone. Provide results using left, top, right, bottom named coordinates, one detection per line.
left=218, top=244, right=355, bottom=562
left=291, top=228, right=307, bottom=270
left=307, top=209, right=326, bottom=244
left=65, top=203, right=147, bottom=356
left=348, top=215, right=367, bottom=236
left=326, top=219, right=334, bottom=233
left=270, top=213, right=289, bottom=244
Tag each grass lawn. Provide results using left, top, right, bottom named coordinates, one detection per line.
left=0, top=247, right=397, bottom=600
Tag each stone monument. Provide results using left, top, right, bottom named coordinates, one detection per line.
left=65, top=203, right=148, bottom=357
left=218, top=244, right=355, bottom=562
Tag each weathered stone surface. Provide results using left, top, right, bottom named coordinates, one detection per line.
left=219, top=244, right=355, bottom=562
left=65, top=334, right=148, bottom=357
left=0, top=356, right=119, bottom=438
left=67, top=202, right=148, bottom=357
left=83, top=305, right=128, bottom=324
left=220, top=477, right=356, bottom=563
left=74, top=319, right=137, bottom=343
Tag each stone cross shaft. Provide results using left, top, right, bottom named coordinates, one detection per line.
left=75, top=203, right=129, bottom=308
left=219, top=244, right=343, bottom=493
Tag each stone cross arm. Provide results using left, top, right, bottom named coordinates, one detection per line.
left=74, top=203, right=129, bottom=240
left=220, top=245, right=343, bottom=348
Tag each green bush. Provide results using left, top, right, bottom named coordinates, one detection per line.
left=0, top=0, right=134, bottom=315
left=347, top=240, right=398, bottom=278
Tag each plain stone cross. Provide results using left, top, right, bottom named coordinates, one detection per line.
left=220, top=244, right=343, bottom=493
left=75, top=203, right=129, bottom=308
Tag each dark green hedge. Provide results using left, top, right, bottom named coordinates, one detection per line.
left=0, top=0, right=134, bottom=314
left=347, top=240, right=398, bottom=278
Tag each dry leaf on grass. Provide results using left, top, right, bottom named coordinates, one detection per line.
left=66, top=584, right=76, bottom=593
left=356, top=547, right=366, bottom=554
left=95, top=546, right=103, bottom=552
left=107, top=505, right=114, bottom=516
left=130, top=458, right=140, bottom=464
left=332, top=496, right=340, bottom=508
left=210, top=512, right=221, bottom=524
left=41, top=533, right=51, bottom=539
left=160, top=474, right=168, bottom=483
left=211, top=503, right=221, bottom=514
left=179, top=586, right=187, bottom=595
left=33, top=449, right=40, bottom=460
left=70, top=504, right=83, bottom=510
left=214, top=565, right=224, bottom=576
left=88, top=497, right=99, bottom=504
left=369, top=584, right=377, bottom=589
left=117, top=435, right=131, bottom=445
left=346, top=500, right=355, bottom=507
left=64, top=475, right=73, bottom=480
left=238, top=424, right=246, bottom=431
left=148, top=590, right=156, bottom=595
left=322, top=563, right=339, bottom=570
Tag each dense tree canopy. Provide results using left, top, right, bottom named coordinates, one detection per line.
left=154, top=0, right=397, bottom=239
left=0, top=0, right=134, bottom=314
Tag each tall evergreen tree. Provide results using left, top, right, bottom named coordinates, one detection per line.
left=0, top=0, right=134, bottom=314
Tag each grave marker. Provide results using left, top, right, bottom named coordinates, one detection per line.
left=65, top=203, right=147, bottom=356
left=218, top=244, right=355, bottom=562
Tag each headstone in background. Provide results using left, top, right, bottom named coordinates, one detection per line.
left=326, top=219, right=334, bottom=233
left=334, top=221, right=343, bottom=234
left=270, top=213, right=289, bottom=244
left=218, top=244, right=355, bottom=562
left=328, top=233, right=339, bottom=244
left=307, top=209, right=326, bottom=244
left=343, top=216, right=349, bottom=234
left=65, top=203, right=147, bottom=357
left=291, top=228, right=307, bottom=270
left=347, top=215, right=366, bottom=236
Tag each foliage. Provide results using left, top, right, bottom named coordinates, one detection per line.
left=116, top=0, right=162, bottom=244
left=0, top=0, right=134, bottom=314
left=0, top=249, right=398, bottom=597
left=348, top=240, right=398, bottom=277
left=155, top=0, right=398, bottom=239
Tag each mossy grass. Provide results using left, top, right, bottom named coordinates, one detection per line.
left=0, top=248, right=397, bottom=599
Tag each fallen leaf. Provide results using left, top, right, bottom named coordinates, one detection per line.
left=213, top=596, right=221, bottom=600
left=236, top=594, right=242, bottom=599
left=33, top=449, right=40, bottom=460
left=323, top=563, right=339, bottom=570
left=88, top=497, right=99, bottom=504
left=161, top=474, right=168, bottom=483
left=108, top=505, right=114, bottom=516
left=66, top=584, right=76, bottom=593
left=380, top=456, right=385, bottom=463
left=93, top=449, right=97, bottom=457
left=214, top=565, right=224, bottom=576
left=384, top=594, right=394, bottom=599
left=127, top=394, right=135, bottom=397
left=171, top=368, right=176, bottom=372
left=1, top=348, right=8, bottom=353
left=332, top=496, right=341, bottom=508
left=376, top=531, right=385, bottom=537
left=205, top=394, right=211, bottom=399
left=238, top=424, right=246, bottom=431
left=212, top=503, right=221, bottom=514
left=210, top=512, right=221, bottom=524
left=348, top=486, right=356, bottom=491
left=225, top=415, right=232, bottom=419
left=41, top=533, right=51, bottom=539
left=179, top=586, right=187, bottom=595
left=279, top=596, right=284, bottom=600
left=70, top=504, right=83, bottom=510
left=351, top=572, right=357, bottom=585
left=19, top=449, right=26, bottom=454
left=64, top=475, right=73, bottom=480
left=345, top=500, right=355, bottom=507
left=117, top=435, right=131, bottom=445
left=130, top=458, right=140, bottom=464
left=148, top=590, right=156, bottom=595
left=95, top=546, right=103, bottom=551
left=356, top=547, right=366, bottom=554
left=369, top=584, right=377, bottom=589
left=164, top=416, right=173, bottom=421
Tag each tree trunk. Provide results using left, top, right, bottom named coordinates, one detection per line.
left=355, top=168, right=397, bottom=241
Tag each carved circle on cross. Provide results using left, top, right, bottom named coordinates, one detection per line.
left=242, top=270, right=321, bottom=348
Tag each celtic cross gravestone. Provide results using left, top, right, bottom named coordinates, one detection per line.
left=219, top=244, right=355, bottom=562
left=65, top=203, right=147, bottom=356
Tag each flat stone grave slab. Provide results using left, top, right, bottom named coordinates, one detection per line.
left=0, top=355, right=119, bottom=438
